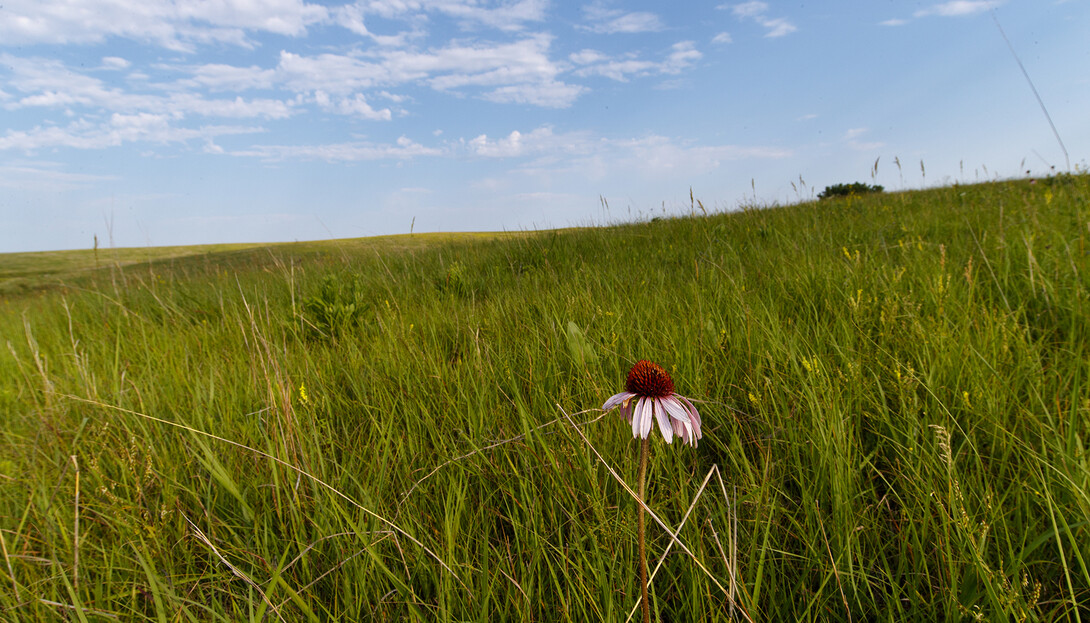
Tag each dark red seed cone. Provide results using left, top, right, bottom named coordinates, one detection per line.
left=625, top=360, right=675, bottom=398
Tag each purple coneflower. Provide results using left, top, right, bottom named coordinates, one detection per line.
left=602, top=360, right=702, bottom=447
left=603, top=360, right=702, bottom=623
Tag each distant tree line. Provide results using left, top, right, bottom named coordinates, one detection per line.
left=819, top=182, right=884, bottom=200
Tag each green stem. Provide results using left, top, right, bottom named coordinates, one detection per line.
left=638, top=435, right=651, bottom=623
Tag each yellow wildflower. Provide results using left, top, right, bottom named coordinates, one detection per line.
left=299, top=382, right=309, bottom=405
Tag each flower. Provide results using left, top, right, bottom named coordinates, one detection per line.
left=602, top=360, right=702, bottom=446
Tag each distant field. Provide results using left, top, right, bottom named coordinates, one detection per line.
left=0, top=231, right=538, bottom=295
left=2, top=176, right=1088, bottom=620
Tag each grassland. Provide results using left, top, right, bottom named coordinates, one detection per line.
left=1, top=174, right=1088, bottom=621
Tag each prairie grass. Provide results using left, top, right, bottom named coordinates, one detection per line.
left=1, top=174, right=1089, bottom=620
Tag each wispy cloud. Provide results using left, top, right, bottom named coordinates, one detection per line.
left=0, top=162, right=120, bottom=191
left=612, top=135, right=792, bottom=176
left=571, top=42, right=702, bottom=82
left=464, top=126, right=792, bottom=189
left=0, top=0, right=329, bottom=50
left=101, top=57, right=132, bottom=71
left=314, top=92, right=392, bottom=120
left=886, top=0, right=1002, bottom=25
left=580, top=2, right=665, bottom=34
left=270, top=35, right=583, bottom=108
left=467, top=127, right=589, bottom=158
left=722, top=2, right=797, bottom=38
left=0, top=2, right=708, bottom=164
left=0, top=0, right=551, bottom=50
left=915, top=1, right=1001, bottom=17
left=330, top=0, right=547, bottom=39
left=2, top=54, right=298, bottom=120
left=843, top=127, right=884, bottom=151
left=230, top=136, right=443, bottom=162
left=482, top=81, right=588, bottom=107
left=0, top=115, right=263, bottom=152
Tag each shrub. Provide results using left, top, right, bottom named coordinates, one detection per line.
left=819, top=182, right=884, bottom=200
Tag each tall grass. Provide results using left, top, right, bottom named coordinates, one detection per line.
left=1, top=174, right=1088, bottom=620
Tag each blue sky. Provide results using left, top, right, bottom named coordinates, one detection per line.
left=1, top=0, right=1087, bottom=253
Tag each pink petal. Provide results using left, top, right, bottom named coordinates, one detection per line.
left=660, top=395, right=691, bottom=424
left=640, top=398, right=654, bottom=439
left=653, top=399, right=674, bottom=444
left=677, top=394, right=703, bottom=440
left=671, top=417, right=688, bottom=443
left=619, top=400, right=635, bottom=424
left=631, top=397, right=647, bottom=438
left=602, top=392, right=635, bottom=411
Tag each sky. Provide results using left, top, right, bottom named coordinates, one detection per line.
left=1, top=1, right=1087, bottom=253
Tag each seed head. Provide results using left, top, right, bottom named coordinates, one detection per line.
left=625, top=360, right=675, bottom=398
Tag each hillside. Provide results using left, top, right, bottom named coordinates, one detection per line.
left=1, top=175, right=1088, bottom=620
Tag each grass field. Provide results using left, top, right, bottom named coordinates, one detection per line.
left=2, top=174, right=1089, bottom=620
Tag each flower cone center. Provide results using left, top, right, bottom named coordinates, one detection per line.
left=625, top=360, right=675, bottom=398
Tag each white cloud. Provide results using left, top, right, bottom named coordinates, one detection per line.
left=418, top=36, right=564, bottom=89
left=331, top=0, right=546, bottom=35
left=467, top=127, right=592, bottom=157
left=729, top=2, right=769, bottom=18
left=2, top=55, right=298, bottom=120
left=168, top=94, right=297, bottom=119
left=462, top=126, right=791, bottom=190
left=573, top=42, right=701, bottom=82
left=323, top=93, right=393, bottom=120
left=229, top=136, right=442, bottom=161
left=0, top=0, right=328, bottom=50
left=843, top=127, right=883, bottom=151
left=712, top=32, right=733, bottom=44
left=436, top=0, right=548, bottom=31
left=573, top=58, right=658, bottom=82
left=483, top=81, right=586, bottom=108
left=569, top=49, right=608, bottom=65
left=613, top=134, right=792, bottom=177
left=759, top=18, right=796, bottom=38
left=271, top=36, right=582, bottom=107
left=580, top=3, right=665, bottom=34
left=178, top=0, right=328, bottom=35
left=0, top=162, right=120, bottom=191
left=885, top=0, right=1000, bottom=26
left=183, top=64, right=279, bottom=91
left=275, top=51, right=386, bottom=94
left=101, top=57, right=132, bottom=70
left=0, top=116, right=263, bottom=152
left=723, top=2, right=798, bottom=38
left=914, top=1, right=1001, bottom=17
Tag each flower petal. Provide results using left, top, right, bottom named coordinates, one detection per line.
left=653, top=398, right=674, bottom=444
left=602, top=392, right=635, bottom=411
left=631, top=397, right=647, bottom=439
left=619, top=399, right=636, bottom=424
left=661, top=395, right=691, bottom=425
left=677, top=394, right=702, bottom=440
left=639, top=397, right=655, bottom=439
left=684, top=421, right=697, bottom=447
left=671, top=416, right=689, bottom=444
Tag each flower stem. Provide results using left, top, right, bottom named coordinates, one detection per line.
left=637, top=434, right=651, bottom=623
